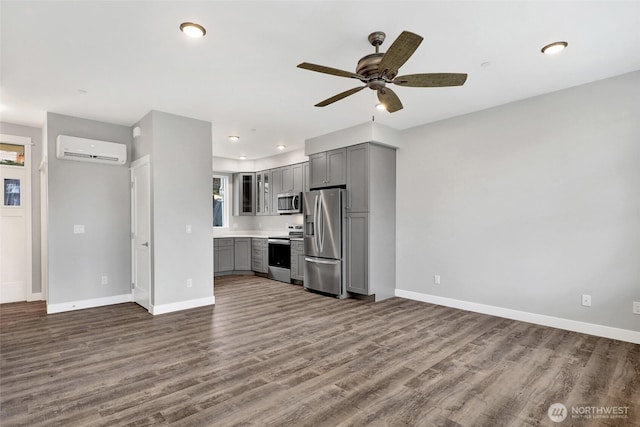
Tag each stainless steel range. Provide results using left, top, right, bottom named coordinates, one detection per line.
left=268, top=224, right=303, bottom=283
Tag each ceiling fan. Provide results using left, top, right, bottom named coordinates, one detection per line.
left=297, top=31, right=467, bottom=113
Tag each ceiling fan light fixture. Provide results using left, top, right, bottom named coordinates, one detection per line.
left=541, top=41, right=568, bottom=55
left=228, top=135, right=240, bottom=142
left=180, top=22, right=206, bottom=38
left=375, top=103, right=387, bottom=111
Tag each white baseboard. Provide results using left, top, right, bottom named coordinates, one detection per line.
left=47, top=293, right=133, bottom=314
left=27, top=292, right=43, bottom=302
left=395, top=289, right=640, bottom=345
left=150, top=296, right=215, bottom=315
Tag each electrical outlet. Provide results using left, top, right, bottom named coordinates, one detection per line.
left=633, top=301, right=640, bottom=315
left=73, top=225, right=85, bottom=234
left=186, top=224, right=192, bottom=234
left=101, top=275, right=108, bottom=285
left=581, top=294, right=592, bottom=307
left=434, top=275, right=441, bottom=285
left=186, top=278, right=193, bottom=288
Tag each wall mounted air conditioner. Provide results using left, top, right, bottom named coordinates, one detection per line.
left=56, top=135, right=127, bottom=165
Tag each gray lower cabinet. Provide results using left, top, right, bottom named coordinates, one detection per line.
left=290, top=240, right=305, bottom=281
left=234, top=238, right=252, bottom=271
left=346, top=214, right=368, bottom=294
left=214, top=238, right=234, bottom=273
left=252, top=238, right=268, bottom=273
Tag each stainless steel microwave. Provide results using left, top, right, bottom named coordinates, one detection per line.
left=277, top=192, right=302, bottom=214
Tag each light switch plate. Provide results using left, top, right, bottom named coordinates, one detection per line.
left=73, top=225, right=85, bottom=234
left=186, top=224, right=192, bottom=234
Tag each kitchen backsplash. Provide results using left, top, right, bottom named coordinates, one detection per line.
left=213, top=213, right=303, bottom=235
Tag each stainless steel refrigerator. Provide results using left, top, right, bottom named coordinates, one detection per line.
left=303, top=188, right=346, bottom=297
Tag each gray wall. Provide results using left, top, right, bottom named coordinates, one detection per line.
left=0, top=121, right=42, bottom=294
left=396, top=71, right=640, bottom=331
left=136, top=111, right=213, bottom=307
left=45, top=113, right=132, bottom=304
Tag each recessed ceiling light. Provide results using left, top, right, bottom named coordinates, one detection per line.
left=228, top=135, right=240, bottom=142
left=541, top=41, right=568, bottom=55
left=375, top=103, right=387, bottom=111
left=276, top=144, right=286, bottom=150
left=180, top=22, right=206, bottom=38
left=239, top=156, right=247, bottom=160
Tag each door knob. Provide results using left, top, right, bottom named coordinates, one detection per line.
left=141, top=242, right=149, bottom=247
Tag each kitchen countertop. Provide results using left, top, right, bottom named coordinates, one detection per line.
left=213, top=231, right=304, bottom=240
left=213, top=230, right=280, bottom=239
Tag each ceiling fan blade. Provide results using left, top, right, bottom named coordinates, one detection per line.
left=377, top=31, right=424, bottom=79
left=377, top=87, right=403, bottom=113
left=393, top=73, right=468, bottom=87
left=315, top=86, right=366, bottom=107
left=297, top=62, right=364, bottom=80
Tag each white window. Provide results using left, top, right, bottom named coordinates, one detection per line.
left=213, top=175, right=228, bottom=227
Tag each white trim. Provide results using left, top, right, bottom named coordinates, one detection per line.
left=130, top=155, right=152, bottom=310
left=24, top=143, right=33, bottom=301
left=130, top=154, right=150, bottom=169
left=27, top=292, right=42, bottom=302
left=0, top=134, right=33, bottom=145
left=47, top=293, right=133, bottom=314
left=395, top=289, right=640, bottom=345
left=150, top=296, right=215, bottom=315
left=0, top=135, right=34, bottom=302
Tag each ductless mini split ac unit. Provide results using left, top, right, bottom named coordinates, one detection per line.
left=55, top=135, right=127, bottom=165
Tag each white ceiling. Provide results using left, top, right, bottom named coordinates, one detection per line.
left=2, top=1, right=640, bottom=160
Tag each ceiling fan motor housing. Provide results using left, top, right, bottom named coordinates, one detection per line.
left=356, top=53, right=384, bottom=78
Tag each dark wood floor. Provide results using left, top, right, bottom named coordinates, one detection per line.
left=1, top=276, right=638, bottom=426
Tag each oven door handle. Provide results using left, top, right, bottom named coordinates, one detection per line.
left=268, top=239, right=291, bottom=246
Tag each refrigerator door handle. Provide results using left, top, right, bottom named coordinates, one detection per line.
left=314, top=195, right=320, bottom=252
left=305, top=257, right=339, bottom=265
left=319, top=196, right=325, bottom=252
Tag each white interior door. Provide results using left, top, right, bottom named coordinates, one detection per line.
left=0, top=139, right=31, bottom=303
left=131, top=157, right=151, bottom=311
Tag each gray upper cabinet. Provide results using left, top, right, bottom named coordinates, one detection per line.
left=327, top=148, right=346, bottom=186
left=270, top=168, right=282, bottom=216
left=346, top=144, right=369, bottom=213
left=303, top=161, right=310, bottom=193
left=308, top=152, right=327, bottom=189
left=256, top=170, right=269, bottom=215
left=309, top=148, right=346, bottom=189
left=233, top=172, right=255, bottom=216
left=281, top=163, right=304, bottom=194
